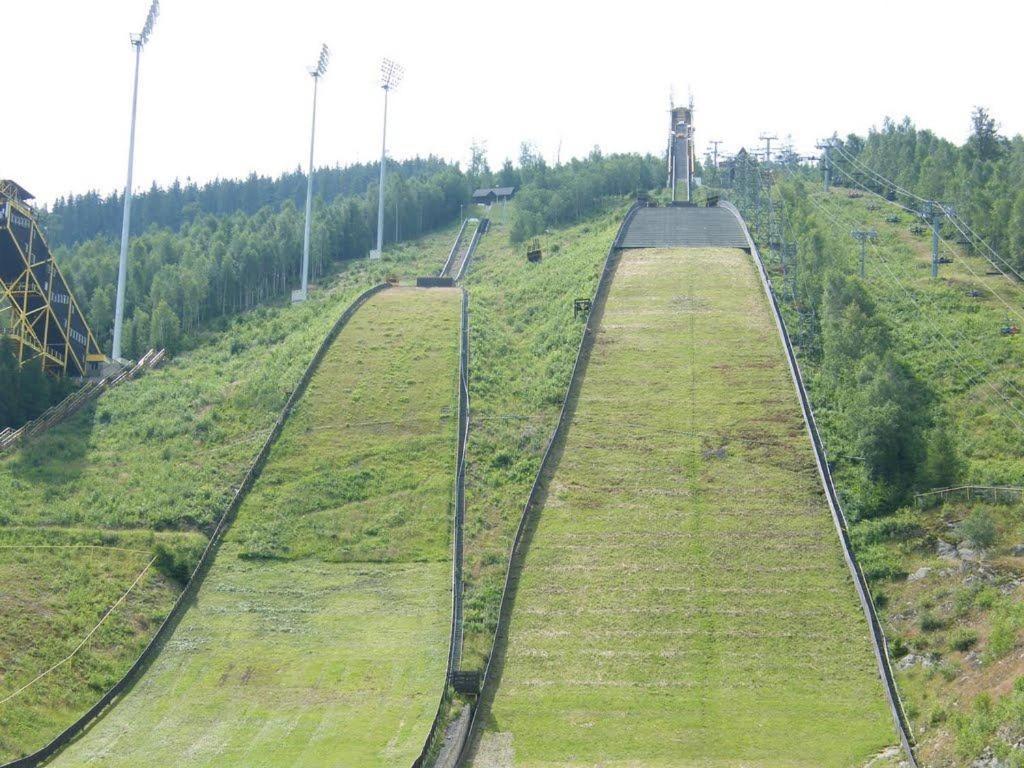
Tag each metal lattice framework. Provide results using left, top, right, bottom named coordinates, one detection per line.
left=0, top=180, right=105, bottom=377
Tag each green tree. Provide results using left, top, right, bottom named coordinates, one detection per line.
left=0, top=340, right=21, bottom=427
left=851, top=353, right=927, bottom=488
left=968, top=106, right=1003, bottom=163
left=18, top=358, right=52, bottom=421
left=150, top=300, right=181, bottom=355
left=920, top=421, right=962, bottom=489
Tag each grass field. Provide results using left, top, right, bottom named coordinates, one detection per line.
left=49, top=287, right=461, bottom=767
left=0, top=224, right=459, bottom=763
left=466, top=247, right=896, bottom=767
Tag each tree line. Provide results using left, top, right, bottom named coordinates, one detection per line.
left=43, top=156, right=460, bottom=247
left=56, top=165, right=470, bottom=358
left=829, top=108, right=1024, bottom=270
left=467, top=143, right=662, bottom=243
left=49, top=148, right=661, bottom=363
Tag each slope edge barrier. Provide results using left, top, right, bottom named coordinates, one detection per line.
left=453, top=220, right=487, bottom=283
left=4, top=283, right=389, bottom=768
left=452, top=201, right=643, bottom=767
left=720, top=199, right=918, bottom=766
left=411, top=286, right=470, bottom=768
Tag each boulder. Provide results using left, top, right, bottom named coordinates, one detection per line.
left=907, top=566, right=931, bottom=583
left=895, top=653, right=935, bottom=671
left=937, top=540, right=959, bottom=559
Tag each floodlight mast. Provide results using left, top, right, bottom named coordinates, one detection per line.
left=298, top=44, right=329, bottom=302
left=373, top=58, right=403, bottom=259
left=112, top=0, right=159, bottom=363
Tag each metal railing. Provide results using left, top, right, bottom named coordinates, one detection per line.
left=453, top=220, right=486, bottom=282
left=720, top=200, right=918, bottom=767
left=915, top=485, right=1024, bottom=507
left=440, top=218, right=472, bottom=277
left=0, top=349, right=166, bottom=455
left=1, top=284, right=389, bottom=768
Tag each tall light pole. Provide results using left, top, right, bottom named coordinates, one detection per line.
left=372, top=57, right=403, bottom=260
left=296, top=44, right=329, bottom=303
left=111, top=0, right=159, bottom=362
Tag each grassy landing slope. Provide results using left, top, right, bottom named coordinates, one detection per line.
left=0, top=225, right=458, bottom=762
left=468, top=247, right=895, bottom=767
left=46, top=287, right=461, bottom=768
left=460, top=203, right=628, bottom=667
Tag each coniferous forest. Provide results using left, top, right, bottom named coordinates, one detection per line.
left=45, top=149, right=661, bottom=361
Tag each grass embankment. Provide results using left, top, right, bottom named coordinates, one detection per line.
left=796, top=188, right=1024, bottom=765
left=49, top=287, right=461, bottom=767
left=466, top=247, right=896, bottom=767
left=460, top=203, right=628, bottom=668
left=0, top=224, right=458, bottom=763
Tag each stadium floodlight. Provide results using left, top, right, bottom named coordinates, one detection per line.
left=296, top=43, right=330, bottom=302
left=372, top=57, right=404, bottom=259
left=112, top=0, right=160, bottom=363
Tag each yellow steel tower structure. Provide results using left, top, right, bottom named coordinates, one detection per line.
left=0, top=179, right=105, bottom=377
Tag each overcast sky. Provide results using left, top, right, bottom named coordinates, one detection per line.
left=4, top=0, right=1021, bottom=205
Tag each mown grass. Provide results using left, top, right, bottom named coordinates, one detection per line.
left=797, top=188, right=1024, bottom=765
left=0, top=224, right=459, bottom=763
left=460, top=201, right=628, bottom=668
left=48, top=286, right=462, bottom=767
left=466, top=247, right=895, bottom=767
left=231, top=289, right=462, bottom=563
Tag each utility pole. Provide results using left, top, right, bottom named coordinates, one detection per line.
left=816, top=140, right=832, bottom=193
left=709, top=140, right=722, bottom=168
left=759, top=133, right=778, bottom=164
left=852, top=229, right=878, bottom=278
left=923, top=201, right=953, bottom=278
left=112, top=0, right=159, bottom=363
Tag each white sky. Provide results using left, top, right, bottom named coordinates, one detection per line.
left=4, top=0, right=1022, bottom=205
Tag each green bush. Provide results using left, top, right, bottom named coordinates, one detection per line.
left=961, top=508, right=998, bottom=550
left=949, top=628, right=978, bottom=652
left=857, top=543, right=907, bottom=580
left=919, top=610, right=944, bottom=632
left=851, top=509, right=922, bottom=546
left=988, top=620, right=1019, bottom=660
left=153, top=537, right=206, bottom=584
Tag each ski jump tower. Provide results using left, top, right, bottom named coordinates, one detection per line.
left=667, top=100, right=695, bottom=203
left=0, top=180, right=105, bottom=377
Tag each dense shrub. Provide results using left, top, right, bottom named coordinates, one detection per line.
left=961, top=508, right=998, bottom=549
left=152, top=537, right=206, bottom=584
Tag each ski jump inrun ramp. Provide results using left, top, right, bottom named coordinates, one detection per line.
left=461, top=202, right=914, bottom=768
